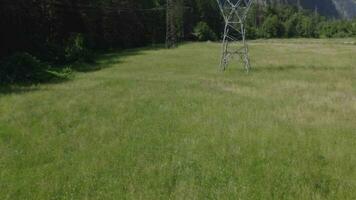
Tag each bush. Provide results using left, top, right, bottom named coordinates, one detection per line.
left=193, top=22, right=218, bottom=41
left=47, top=67, right=73, bottom=80
left=0, top=53, right=51, bottom=84
left=246, top=26, right=259, bottom=39
left=261, top=15, right=284, bottom=38
left=284, top=14, right=299, bottom=38
left=296, top=16, right=317, bottom=38
left=65, top=33, right=94, bottom=63
left=0, top=52, right=72, bottom=84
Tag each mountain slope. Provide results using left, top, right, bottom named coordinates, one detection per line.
left=332, top=0, right=356, bottom=19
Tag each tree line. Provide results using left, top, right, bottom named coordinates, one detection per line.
left=0, top=0, right=355, bottom=84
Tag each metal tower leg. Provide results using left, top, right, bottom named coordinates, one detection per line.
left=216, top=0, right=254, bottom=72
left=240, top=23, right=251, bottom=73
left=220, top=23, right=229, bottom=71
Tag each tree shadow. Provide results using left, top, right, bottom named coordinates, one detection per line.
left=71, top=44, right=166, bottom=72
left=0, top=85, right=40, bottom=95
left=0, top=76, right=77, bottom=95
left=99, top=45, right=165, bottom=66
left=0, top=44, right=166, bottom=95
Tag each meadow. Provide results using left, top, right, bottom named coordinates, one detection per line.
left=0, top=39, right=356, bottom=199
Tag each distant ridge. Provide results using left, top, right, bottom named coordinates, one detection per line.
left=332, top=0, right=356, bottom=19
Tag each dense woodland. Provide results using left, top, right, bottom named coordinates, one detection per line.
left=1, top=0, right=356, bottom=84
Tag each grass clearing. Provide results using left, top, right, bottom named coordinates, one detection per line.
left=1, top=39, right=356, bottom=199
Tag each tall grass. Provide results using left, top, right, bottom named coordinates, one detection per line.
left=0, top=39, right=355, bottom=199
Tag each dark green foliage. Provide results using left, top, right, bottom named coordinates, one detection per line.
left=1, top=1, right=355, bottom=58
left=261, top=15, right=284, bottom=38
left=193, top=22, right=218, bottom=41
left=319, top=20, right=356, bottom=38
left=251, top=5, right=320, bottom=39
left=295, top=15, right=317, bottom=38
left=0, top=0, right=165, bottom=61
left=246, top=5, right=356, bottom=39
left=284, top=14, right=299, bottom=38
left=64, top=34, right=94, bottom=63
left=0, top=53, right=51, bottom=84
left=0, top=53, right=71, bottom=84
left=47, top=67, right=73, bottom=80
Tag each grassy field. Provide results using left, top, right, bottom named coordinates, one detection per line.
left=1, top=39, right=356, bottom=199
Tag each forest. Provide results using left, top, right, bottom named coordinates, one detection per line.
left=1, top=0, right=356, bottom=84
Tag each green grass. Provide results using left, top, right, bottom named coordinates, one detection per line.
left=1, top=39, right=356, bottom=199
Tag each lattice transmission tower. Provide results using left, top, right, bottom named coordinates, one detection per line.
left=217, top=0, right=254, bottom=72
left=166, top=0, right=185, bottom=48
left=166, top=0, right=176, bottom=48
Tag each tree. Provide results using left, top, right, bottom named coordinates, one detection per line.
left=296, top=15, right=317, bottom=38
left=193, top=21, right=217, bottom=41
left=284, top=13, right=299, bottom=38
left=261, top=15, right=284, bottom=38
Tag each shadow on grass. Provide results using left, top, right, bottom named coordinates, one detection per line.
left=0, top=85, right=40, bottom=95
left=0, top=77, right=73, bottom=95
left=96, top=45, right=165, bottom=67
left=71, top=44, right=166, bottom=72
left=0, top=44, right=166, bottom=95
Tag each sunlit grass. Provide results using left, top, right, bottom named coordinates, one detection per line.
left=0, top=38, right=355, bottom=199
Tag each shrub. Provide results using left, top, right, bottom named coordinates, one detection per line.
left=284, top=14, right=299, bottom=38
left=261, top=15, right=284, bottom=38
left=65, top=33, right=94, bottom=63
left=193, top=22, right=218, bottom=41
left=296, top=16, right=317, bottom=38
left=246, top=26, right=259, bottom=39
left=0, top=52, right=51, bottom=84
left=47, top=67, right=73, bottom=80
left=0, top=52, right=72, bottom=84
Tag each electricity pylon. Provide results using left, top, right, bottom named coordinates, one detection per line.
left=217, top=0, right=254, bottom=72
left=166, top=0, right=184, bottom=48
left=166, top=0, right=177, bottom=48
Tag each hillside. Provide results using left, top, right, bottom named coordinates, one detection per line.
left=258, top=0, right=356, bottom=19
left=332, top=0, right=356, bottom=19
